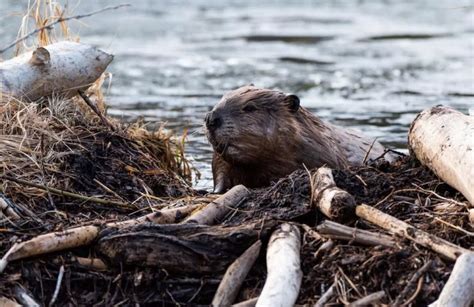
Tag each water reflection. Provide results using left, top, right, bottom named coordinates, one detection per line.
left=0, top=0, right=472, bottom=189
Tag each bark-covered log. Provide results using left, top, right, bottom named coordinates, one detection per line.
left=0, top=41, right=113, bottom=101
left=256, top=223, right=302, bottom=307
left=429, top=252, right=474, bottom=307
left=356, top=204, right=470, bottom=261
left=212, top=240, right=262, bottom=306
left=409, top=106, right=474, bottom=206
left=97, top=220, right=276, bottom=274
left=311, top=167, right=356, bottom=222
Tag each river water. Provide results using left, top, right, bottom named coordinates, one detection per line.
left=1, top=0, right=472, bottom=189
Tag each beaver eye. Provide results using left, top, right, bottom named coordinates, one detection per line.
left=242, top=104, right=257, bottom=112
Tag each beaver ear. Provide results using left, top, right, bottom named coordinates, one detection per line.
left=284, top=94, right=300, bottom=113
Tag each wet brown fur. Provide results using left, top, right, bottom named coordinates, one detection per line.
left=206, top=86, right=389, bottom=192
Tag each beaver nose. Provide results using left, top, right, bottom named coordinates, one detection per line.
left=205, top=112, right=222, bottom=130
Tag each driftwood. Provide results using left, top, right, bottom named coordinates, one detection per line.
left=356, top=204, right=469, bottom=261
left=97, top=221, right=275, bottom=274
left=0, top=41, right=113, bottom=101
left=212, top=240, right=262, bottom=306
left=184, top=185, right=249, bottom=224
left=429, top=252, right=474, bottom=307
left=311, top=167, right=356, bottom=222
left=316, top=220, right=396, bottom=247
left=0, top=225, right=99, bottom=273
left=0, top=205, right=198, bottom=272
left=256, top=223, right=302, bottom=307
left=409, top=106, right=474, bottom=206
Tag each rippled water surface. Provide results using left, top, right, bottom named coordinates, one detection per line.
left=1, top=0, right=472, bottom=189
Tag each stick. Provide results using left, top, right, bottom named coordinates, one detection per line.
left=183, top=185, right=249, bottom=225
left=0, top=195, right=21, bottom=220
left=356, top=204, right=470, bottom=261
left=256, top=223, right=302, bottom=307
left=314, top=283, right=335, bottom=307
left=78, top=90, right=115, bottom=131
left=393, top=260, right=432, bottom=306
left=49, top=265, right=65, bottom=306
left=0, top=175, right=134, bottom=210
left=348, top=291, right=385, bottom=306
left=109, top=204, right=201, bottom=227
left=14, top=285, right=40, bottom=307
left=311, top=167, right=356, bottom=222
left=0, top=4, right=131, bottom=54
left=0, top=297, right=21, bottom=307
left=212, top=240, right=262, bottom=307
left=74, top=257, right=107, bottom=271
left=316, top=220, right=395, bottom=247
left=429, top=252, right=474, bottom=307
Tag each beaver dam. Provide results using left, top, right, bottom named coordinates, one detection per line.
left=1, top=4, right=474, bottom=307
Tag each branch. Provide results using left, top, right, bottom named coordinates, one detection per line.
left=0, top=4, right=131, bottom=54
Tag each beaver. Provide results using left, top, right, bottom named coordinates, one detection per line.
left=205, top=85, right=391, bottom=193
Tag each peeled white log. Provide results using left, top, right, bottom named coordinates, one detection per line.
left=408, top=106, right=474, bottom=206
left=311, top=167, right=356, bottom=222
left=183, top=185, right=249, bottom=225
left=0, top=41, right=113, bottom=101
left=0, top=225, right=99, bottom=273
left=256, top=223, right=302, bottom=307
left=429, top=252, right=474, bottom=307
left=212, top=240, right=262, bottom=306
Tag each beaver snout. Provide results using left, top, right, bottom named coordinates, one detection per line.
left=205, top=111, right=222, bottom=131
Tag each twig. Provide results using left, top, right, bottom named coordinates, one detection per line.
left=362, top=138, right=377, bottom=164
left=393, top=260, right=432, bottom=306
left=0, top=175, right=134, bottom=210
left=348, top=291, right=385, bottom=306
left=78, top=91, right=115, bottom=131
left=0, top=4, right=131, bottom=54
left=314, top=283, right=336, bottom=307
left=49, top=265, right=65, bottom=306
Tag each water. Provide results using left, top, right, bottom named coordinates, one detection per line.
left=1, top=0, right=472, bottom=190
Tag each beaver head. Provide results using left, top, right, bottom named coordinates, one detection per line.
left=205, top=85, right=301, bottom=166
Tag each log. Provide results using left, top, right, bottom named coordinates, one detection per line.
left=311, top=167, right=356, bottom=222
left=408, top=106, right=474, bottom=206
left=256, top=223, right=302, bottom=307
left=0, top=205, right=197, bottom=272
left=356, top=204, right=470, bottom=261
left=183, top=185, right=249, bottom=225
left=316, top=220, right=396, bottom=247
left=429, top=252, right=474, bottom=307
left=97, top=220, right=275, bottom=274
left=0, top=297, right=21, bottom=307
left=0, top=225, right=99, bottom=273
left=212, top=240, right=262, bottom=306
left=0, top=41, right=113, bottom=101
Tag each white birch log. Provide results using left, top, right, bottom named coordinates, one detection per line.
left=311, top=167, right=356, bottom=222
left=408, top=106, right=474, bottom=206
left=0, top=41, right=113, bottom=101
left=212, top=240, right=262, bottom=306
left=429, top=252, right=474, bottom=307
left=256, top=223, right=302, bottom=307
